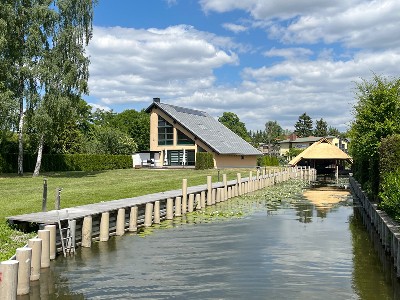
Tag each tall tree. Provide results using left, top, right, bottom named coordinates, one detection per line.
left=294, top=113, right=313, bottom=137
left=314, top=118, right=328, bottom=137
left=349, top=74, right=400, bottom=198
left=31, top=0, right=96, bottom=176
left=218, top=112, right=250, bottom=142
left=327, top=126, right=340, bottom=137
left=0, top=0, right=51, bottom=175
left=264, top=120, right=283, bottom=155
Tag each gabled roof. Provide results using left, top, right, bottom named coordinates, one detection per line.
left=146, top=101, right=261, bottom=156
left=289, top=138, right=352, bottom=166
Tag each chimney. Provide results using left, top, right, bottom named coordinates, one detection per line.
left=153, top=97, right=160, bottom=103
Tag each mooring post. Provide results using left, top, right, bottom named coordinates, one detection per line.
left=175, top=197, right=182, bottom=216
left=182, top=179, right=188, bottom=214
left=249, top=171, right=253, bottom=192
left=99, top=212, right=110, bottom=242
left=200, top=191, right=206, bottom=208
left=223, top=174, right=227, bottom=200
left=144, top=203, right=154, bottom=227
left=216, top=188, right=221, bottom=203
left=0, top=260, right=19, bottom=300
left=116, top=208, right=126, bottom=236
left=195, top=193, right=201, bottom=210
left=237, top=173, right=242, bottom=195
left=166, top=198, right=174, bottom=220
left=81, top=216, right=92, bottom=248
left=207, top=176, right=212, bottom=206
left=42, top=178, right=47, bottom=212
left=212, top=188, right=216, bottom=205
left=37, top=229, right=50, bottom=268
left=44, top=224, right=56, bottom=260
left=16, top=247, right=32, bottom=296
left=154, top=201, right=160, bottom=224
left=188, top=194, right=194, bottom=212
left=28, top=238, right=41, bottom=281
left=129, top=206, right=138, bottom=232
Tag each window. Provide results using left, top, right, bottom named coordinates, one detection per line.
left=158, top=116, right=173, bottom=145
left=177, top=130, right=194, bottom=145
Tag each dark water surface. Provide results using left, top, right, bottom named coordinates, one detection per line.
left=27, top=181, right=400, bottom=299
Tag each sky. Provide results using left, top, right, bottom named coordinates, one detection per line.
left=86, top=0, right=400, bottom=132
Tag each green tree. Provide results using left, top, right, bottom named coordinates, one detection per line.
left=111, top=109, right=150, bottom=151
left=31, top=0, right=96, bottom=176
left=349, top=74, right=400, bottom=198
left=294, top=113, right=313, bottom=137
left=218, top=112, right=250, bottom=141
left=84, top=126, right=137, bottom=155
left=314, top=118, right=328, bottom=136
left=328, top=126, right=340, bottom=137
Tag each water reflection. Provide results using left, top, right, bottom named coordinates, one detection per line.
left=26, top=179, right=400, bottom=299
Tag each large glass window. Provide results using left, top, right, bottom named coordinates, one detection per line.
left=177, top=130, right=194, bottom=145
left=158, top=116, right=173, bottom=145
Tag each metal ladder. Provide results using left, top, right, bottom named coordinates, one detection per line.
left=57, top=210, right=76, bottom=257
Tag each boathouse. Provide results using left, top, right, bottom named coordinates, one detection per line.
left=288, top=138, right=352, bottom=174
left=145, top=98, right=261, bottom=168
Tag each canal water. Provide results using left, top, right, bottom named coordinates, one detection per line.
left=27, top=179, right=400, bottom=299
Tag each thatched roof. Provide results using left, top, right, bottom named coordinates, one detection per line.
left=289, top=138, right=352, bottom=166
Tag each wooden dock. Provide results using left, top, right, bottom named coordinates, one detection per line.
left=7, top=167, right=314, bottom=251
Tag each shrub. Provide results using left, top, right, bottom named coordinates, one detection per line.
left=195, top=152, right=214, bottom=170
left=379, top=170, right=400, bottom=221
left=257, top=155, right=279, bottom=166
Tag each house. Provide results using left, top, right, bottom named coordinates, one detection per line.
left=288, top=138, right=352, bottom=174
left=145, top=98, right=262, bottom=168
left=278, top=134, right=349, bottom=156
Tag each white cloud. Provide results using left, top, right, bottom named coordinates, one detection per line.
left=222, top=23, right=248, bottom=33
left=263, top=47, right=313, bottom=59
left=87, top=25, right=239, bottom=104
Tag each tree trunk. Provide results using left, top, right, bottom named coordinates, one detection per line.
left=17, top=98, right=24, bottom=176
left=33, top=134, right=45, bottom=177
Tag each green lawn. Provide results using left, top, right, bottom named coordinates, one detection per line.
left=0, top=167, right=265, bottom=261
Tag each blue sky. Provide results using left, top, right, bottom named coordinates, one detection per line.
left=86, top=0, right=400, bottom=132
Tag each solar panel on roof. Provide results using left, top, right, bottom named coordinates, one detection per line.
left=173, top=106, right=206, bottom=117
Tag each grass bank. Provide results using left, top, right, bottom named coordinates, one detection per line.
left=0, top=167, right=263, bottom=260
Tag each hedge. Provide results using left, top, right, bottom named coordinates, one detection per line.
left=0, top=153, right=132, bottom=173
left=195, top=152, right=214, bottom=170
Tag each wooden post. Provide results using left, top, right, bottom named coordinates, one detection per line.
left=182, top=179, right=188, bottom=214
left=237, top=173, right=242, bottom=195
left=166, top=198, right=174, bottom=220
left=223, top=174, right=227, bottom=200
left=207, top=176, right=212, bottom=206
left=99, top=212, right=110, bottom=242
left=28, top=238, right=41, bottom=281
left=200, top=191, right=206, bottom=208
left=44, top=224, right=56, bottom=260
left=16, top=247, right=32, bottom=295
left=154, top=201, right=160, bottom=224
left=116, top=208, right=125, bottom=236
left=42, top=178, right=47, bottom=212
left=216, top=188, right=221, bottom=203
left=212, top=189, right=216, bottom=205
left=175, top=197, right=182, bottom=216
left=188, top=194, right=194, bottom=212
left=0, top=260, right=19, bottom=300
left=37, top=229, right=50, bottom=268
left=144, top=203, right=153, bottom=227
left=55, top=188, right=62, bottom=210
left=129, top=206, right=138, bottom=232
left=81, top=216, right=92, bottom=247
left=195, top=193, right=201, bottom=210
left=249, top=171, right=253, bottom=192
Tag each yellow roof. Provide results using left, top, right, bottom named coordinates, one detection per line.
left=289, top=138, right=352, bottom=166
